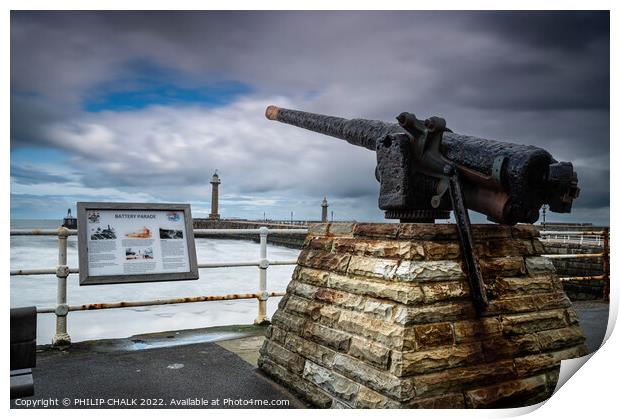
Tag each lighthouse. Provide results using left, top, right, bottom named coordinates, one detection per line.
left=321, top=196, right=328, bottom=222
left=209, top=171, right=221, bottom=220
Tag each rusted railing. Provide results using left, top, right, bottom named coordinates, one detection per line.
left=10, top=227, right=305, bottom=346
left=541, top=228, right=610, bottom=301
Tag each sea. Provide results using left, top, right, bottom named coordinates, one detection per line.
left=10, top=219, right=300, bottom=344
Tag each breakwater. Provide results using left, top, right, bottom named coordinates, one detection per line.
left=193, top=219, right=307, bottom=249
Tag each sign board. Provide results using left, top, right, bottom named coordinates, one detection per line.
left=77, top=202, right=198, bottom=285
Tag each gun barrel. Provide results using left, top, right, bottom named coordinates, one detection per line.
left=265, top=105, right=401, bottom=151
left=266, top=105, right=579, bottom=224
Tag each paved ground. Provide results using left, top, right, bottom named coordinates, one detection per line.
left=12, top=325, right=306, bottom=409
left=12, top=301, right=609, bottom=409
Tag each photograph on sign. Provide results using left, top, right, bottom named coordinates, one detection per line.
left=77, top=203, right=198, bottom=285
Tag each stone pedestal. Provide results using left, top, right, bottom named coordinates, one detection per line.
left=258, top=223, right=588, bottom=408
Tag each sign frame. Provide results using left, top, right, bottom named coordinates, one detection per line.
left=77, top=202, right=199, bottom=285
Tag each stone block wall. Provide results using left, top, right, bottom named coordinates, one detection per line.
left=258, top=223, right=587, bottom=408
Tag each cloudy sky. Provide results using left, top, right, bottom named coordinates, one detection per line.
left=10, top=11, right=609, bottom=224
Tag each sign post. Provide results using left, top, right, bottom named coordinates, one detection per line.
left=77, top=202, right=198, bottom=285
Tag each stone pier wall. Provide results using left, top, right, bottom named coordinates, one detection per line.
left=258, top=223, right=587, bottom=408
left=193, top=219, right=306, bottom=249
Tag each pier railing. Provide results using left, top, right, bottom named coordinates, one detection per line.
left=540, top=228, right=610, bottom=301
left=10, top=227, right=305, bottom=346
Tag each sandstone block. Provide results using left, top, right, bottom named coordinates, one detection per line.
left=258, top=357, right=332, bottom=408
left=285, top=295, right=321, bottom=320
left=364, top=240, right=420, bottom=260
left=260, top=340, right=306, bottom=374
left=318, top=305, right=342, bottom=327
left=287, top=281, right=319, bottom=299
left=347, top=255, right=398, bottom=279
left=348, top=336, right=391, bottom=369
left=355, top=387, right=401, bottom=409
left=362, top=299, right=396, bottom=319
left=328, top=222, right=355, bottom=235
left=332, top=238, right=367, bottom=255
left=480, top=256, right=526, bottom=278
left=483, top=295, right=536, bottom=315
left=501, top=310, right=567, bottom=335
left=525, top=256, right=556, bottom=275
left=295, top=267, right=329, bottom=287
left=472, top=224, right=513, bottom=239
left=421, top=281, right=470, bottom=303
left=314, top=287, right=365, bottom=311
left=391, top=343, right=483, bottom=376
left=353, top=223, right=399, bottom=238
left=464, top=374, right=547, bottom=408
left=422, top=241, right=460, bottom=260
left=307, top=237, right=334, bottom=251
left=298, top=249, right=351, bottom=273
left=536, top=326, right=585, bottom=351
left=304, top=322, right=351, bottom=351
left=514, top=345, right=588, bottom=376
left=414, top=322, right=454, bottom=349
left=338, top=310, right=408, bottom=349
left=532, top=292, right=572, bottom=311
left=303, top=361, right=360, bottom=402
left=271, top=311, right=307, bottom=333
left=333, top=353, right=414, bottom=400
left=399, top=224, right=458, bottom=240
left=394, top=301, right=476, bottom=326
left=413, top=360, right=515, bottom=397
left=481, top=334, right=541, bottom=361
left=328, top=273, right=424, bottom=305
left=490, top=276, right=555, bottom=297
left=394, top=261, right=464, bottom=282
left=453, top=318, right=501, bottom=342
left=284, top=333, right=337, bottom=368
left=475, top=239, right=534, bottom=258
left=270, top=326, right=288, bottom=345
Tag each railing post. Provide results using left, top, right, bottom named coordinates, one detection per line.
left=255, top=227, right=270, bottom=325
left=52, top=227, right=71, bottom=347
left=602, top=227, right=610, bottom=303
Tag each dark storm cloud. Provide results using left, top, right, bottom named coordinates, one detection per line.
left=10, top=10, right=609, bottom=223
left=469, top=11, right=609, bottom=52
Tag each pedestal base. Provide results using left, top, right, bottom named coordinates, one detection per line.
left=258, top=223, right=587, bottom=408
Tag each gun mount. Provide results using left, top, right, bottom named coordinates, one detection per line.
left=265, top=105, right=580, bottom=311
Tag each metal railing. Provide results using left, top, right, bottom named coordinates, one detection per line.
left=539, top=229, right=607, bottom=245
left=10, top=227, right=306, bottom=346
left=540, top=228, right=610, bottom=301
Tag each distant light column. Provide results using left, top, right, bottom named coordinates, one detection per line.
left=321, top=196, right=329, bottom=222
left=209, top=171, right=221, bottom=220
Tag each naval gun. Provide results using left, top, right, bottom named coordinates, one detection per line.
left=265, top=105, right=580, bottom=311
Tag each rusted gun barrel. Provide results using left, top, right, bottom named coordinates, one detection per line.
left=265, top=105, right=579, bottom=226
